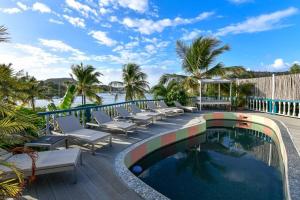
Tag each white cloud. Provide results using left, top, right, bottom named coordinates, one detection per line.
left=63, top=15, right=85, bottom=28
left=0, top=43, right=70, bottom=80
left=117, top=0, right=148, bottom=13
left=39, top=38, right=90, bottom=61
left=228, top=0, right=252, bottom=4
left=271, top=58, right=287, bottom=69
left=32, top=2, right=52, bottom=13
left=181, top=29, right=203, bottom=40
left=49, top=18, right=64, bottom=25
left=216, top=7, right=298, bottom=36
left=99, top=0, right=148, bottom=13
left=89, top=31, right=117, bottom=46
left=109, top=16, right=118, bottom=22
left=0, top=7, right=22, bottom=14
left=122, top=11, right=214, bottom=34
left=65, top=0, right=97, bottom=17
left=17, top=2, right=29, bottom=11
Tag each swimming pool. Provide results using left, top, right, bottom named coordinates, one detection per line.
left=115, top=113, right=293, bottom=200
left=131, top=126, right=284, bottom=200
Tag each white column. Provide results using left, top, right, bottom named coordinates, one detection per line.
left=287, top=102, right=291, bottom=116
left=283, top=102, right=286, bottom=115
left=278, top=102, right=281, bottom=114
left=265, top=100, right=268, bottom=112
left=258, top=100, right=261, bottom=111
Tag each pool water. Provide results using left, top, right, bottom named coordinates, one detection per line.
left=131, top=127, right=283, bottom=200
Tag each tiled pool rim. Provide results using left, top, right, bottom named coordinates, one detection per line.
left=115, top=112, right=300, bottom=200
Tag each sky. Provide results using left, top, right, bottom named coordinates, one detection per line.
left=0, top=0, right=300, bottom=85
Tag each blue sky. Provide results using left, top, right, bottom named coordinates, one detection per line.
left=0, top=0, right=299, bottom=85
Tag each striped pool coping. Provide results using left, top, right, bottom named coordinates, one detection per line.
left=115, top=112, right=299, bottom=200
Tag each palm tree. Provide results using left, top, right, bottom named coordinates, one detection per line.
left=109, top=63, right=150, bottom=101
left=0, top=25, right=9, bottom=43
left=70, top=63, right=102, bottom=105
left=160, top=36, right=245, bottom=95
left=19, top=77, right=47, bottom=111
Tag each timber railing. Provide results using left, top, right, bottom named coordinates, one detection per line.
left=38, top=98, right=197, bottom=134
left=247, top=97, right=300, bottom=118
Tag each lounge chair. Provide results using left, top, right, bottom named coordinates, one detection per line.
left=55, top=115, right=112, bottom=155
left=146, top=101, right=176, bottom=116
left=0, top=148, right=82, bottom=183
left=115, top=106, right=153, bottom=125
left=87, top=110, right=136, bottom=135
left=174, top=101, right=198, bottom=112
left=157, top=101, right=184, bottom=114
left=129, top=104, right=163, bottom=120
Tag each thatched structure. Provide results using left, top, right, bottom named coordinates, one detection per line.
left=237, top=73, right=300, bottom=100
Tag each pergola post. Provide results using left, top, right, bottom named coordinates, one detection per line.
left=199, top=80, right=202, bottom=111
left=218, top=83, right=221, bottom=100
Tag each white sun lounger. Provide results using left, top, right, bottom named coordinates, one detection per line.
left=129, top=104, right=163, bottom=120
left=146, top=101, right=176, bottom=116
left=157, top=101, right=184, bottom=114
left=115, top=106, right=153, bottom=125
left=0, top=148, right=82, bottom=183
left=87, top=110, right=136, bottom=135
left=174, top=101, right=198, bottom=112
left=55, top=115, right=112, bottom=155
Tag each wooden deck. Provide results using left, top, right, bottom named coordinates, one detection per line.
left=21, top=111, right=300, bottom=200
left=22, top=113, right=202, bottom=200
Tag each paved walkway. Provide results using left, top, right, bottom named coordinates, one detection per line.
left=243, top=111, right=300, bottom=156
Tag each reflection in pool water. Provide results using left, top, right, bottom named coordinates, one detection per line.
left=132, top=127, right=283, bottom=200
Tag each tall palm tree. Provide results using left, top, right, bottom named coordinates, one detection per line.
left=70, top=63, right=102, bottom=105
left=0, top=25, right=9, bottom=43
left=109, top=63, right=150, bottom=101
left=160, top=36, right=245, bottom=95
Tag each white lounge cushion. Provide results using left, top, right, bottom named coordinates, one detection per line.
left=102, top=121, right=135, bottom=130
left=66, top=129, right=110, bottom=144
left=0, top=148, right=80, bottom=176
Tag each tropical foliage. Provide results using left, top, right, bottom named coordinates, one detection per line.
left=109, top=63, right=149, bottom=101
left=159, top=36, right=245, bottom=95
left=151, top=80, right=189, bottom=105
left=290, top=63, right=300, bottom=74
left=0, top=25, right=9, bottom=42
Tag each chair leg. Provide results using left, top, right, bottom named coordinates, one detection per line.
left=92, top=144, right=95, bottom=155
left=73, top=167, right=77, bottom=184
left=109, top=136, right=112, bottom=147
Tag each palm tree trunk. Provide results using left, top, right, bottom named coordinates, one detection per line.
left=31, top=97, right=35, bottom=111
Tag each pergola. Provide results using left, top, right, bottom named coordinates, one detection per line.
left=198, top=78, right=234, bottom=111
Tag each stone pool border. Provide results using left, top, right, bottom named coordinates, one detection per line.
left=115, top=112, right=300, bottom=200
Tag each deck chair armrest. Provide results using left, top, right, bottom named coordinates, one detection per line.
left=86, top=122, right=99, bottom=128
left=51, top=130, right=64, bottom=135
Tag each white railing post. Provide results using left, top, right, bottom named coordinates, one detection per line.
left=265, top=100, right=268, bottom=112
left=283, top=102, right=286, bottom=115
left=298, top=102, right=300, bottom=118
left=293, top=102, right=296, bottom=117
left=262, top=100, right=265, bottom=112
left=287, top=102, right=291, bottom=116
left=258, top=100, right=261, bottom=111
left=278, top=101, right=281, bottom=114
